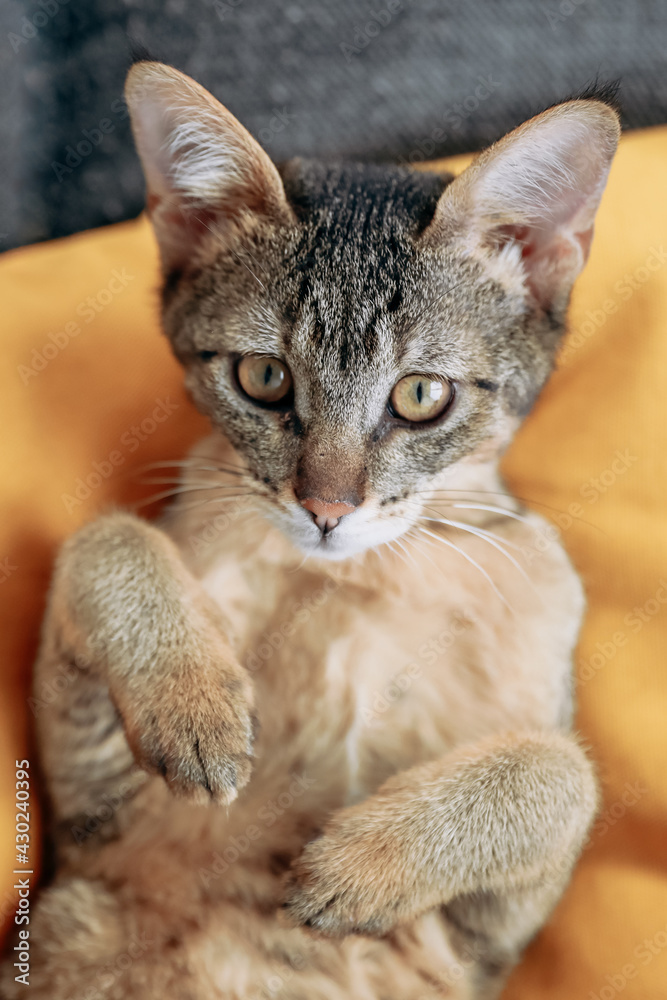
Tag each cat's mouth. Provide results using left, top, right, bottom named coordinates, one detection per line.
left=267, top=497, right=416, bottom=562
left=169, top=440, right=418, bottom=561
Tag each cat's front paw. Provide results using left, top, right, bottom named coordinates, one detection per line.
left=118, top=658, right=256, bottom=806
left=282, top=811, right=415, bottom=936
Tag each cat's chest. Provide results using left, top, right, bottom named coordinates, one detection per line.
left=199, top=552, right=501, bottom=797
left=200, top=548, right=457, bottom=704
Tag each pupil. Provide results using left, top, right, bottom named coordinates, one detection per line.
left=264, top=364, right=273, bottom=386
left=416, top=381, right=423, bottom=404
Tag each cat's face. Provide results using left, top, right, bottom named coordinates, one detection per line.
left=161, top=163, right=535, bottom=559
left=126, top=63, right=619, bottom=560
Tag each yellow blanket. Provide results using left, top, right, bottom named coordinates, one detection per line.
left=1, top=127, right=666, bottom=997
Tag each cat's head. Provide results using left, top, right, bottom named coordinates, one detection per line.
left=125, top=62, right=619, bottom=560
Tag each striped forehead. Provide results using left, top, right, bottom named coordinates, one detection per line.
left=278, top=160, right=450, bottom=374
left=286, top=280, right=398, bottom=377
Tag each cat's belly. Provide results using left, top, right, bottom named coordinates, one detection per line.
left=105, top=512, right=578, bottom=931
left=187, top=905, right=472, bottom=1000
left=48, top=523, right=580, bottom=1000
left=197, top=536, right=575, bottom=808
left=100, top=532, right=574, bottom=896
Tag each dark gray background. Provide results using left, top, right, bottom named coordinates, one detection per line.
left=2, top=0, right=666, bottom=251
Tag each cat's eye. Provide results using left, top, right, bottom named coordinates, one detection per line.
left=389, top=375, right=453, bottom=423
left=237, top=355, right=293, bottom=405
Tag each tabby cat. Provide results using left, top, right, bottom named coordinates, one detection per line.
left=1, top=62, right=619, bottom=999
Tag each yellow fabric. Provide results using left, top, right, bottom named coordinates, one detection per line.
left=1, top=127, right=666, bottom=997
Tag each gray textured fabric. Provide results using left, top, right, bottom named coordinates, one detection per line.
left=0, top=0, right=27, bottom=252
left=2, top=0, right=667, bottom=250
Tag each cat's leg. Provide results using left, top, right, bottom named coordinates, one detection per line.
left=0, top=876, right=209, bottom=1000
left=284, top=731, right=597, bottom=990
left=34, top=511, right=255, bottom=827
left=0, top=513, right=256, bottom=999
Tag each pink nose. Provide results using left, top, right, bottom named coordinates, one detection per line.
left=300, top=498, right=357, bottom=519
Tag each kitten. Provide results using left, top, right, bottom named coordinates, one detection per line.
left=1, top=62, right=619, bottom=999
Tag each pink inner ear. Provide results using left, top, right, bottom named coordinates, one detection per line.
left=149, top=195, right=227, bottom=275
left=149, top=192, right=219, bottom=231
left=489, top=223, right=532, bottom=250
left=147, top=175, right=278, bottom=276
left=489, top=220, right=594, bottom=310
left=170, top=205, right=220, bottom=234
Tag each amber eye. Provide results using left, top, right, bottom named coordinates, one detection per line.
left=389, top=375, right=452, bottom=423
left=237, top=355, right=293, bottom=404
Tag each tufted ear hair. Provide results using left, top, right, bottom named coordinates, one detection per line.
left=421, top=99, right=620, bottom=311
left=125, top=61, right=293, bottom=277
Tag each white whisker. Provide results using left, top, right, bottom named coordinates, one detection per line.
left=403, top=529, right=445, bottom=575
left=289, top=537, right=322, bottom=573
left=138, top=459, right=246, bottom=474
left=420, top=515, right=523, bottom=553
left=416, top=526, right=515, bottom=614
left=137, top=477, right=248, bottom=489
left=237, top=240, right=269, bottom=276
left=194, top=212, right=265, bottom=289
left=449, top=502, right=534, bottom=526
left=386, top=539, right=412, bottom=571
left=421, top=516, right=540, bottom=599
left=134, top=487, right=256, bottom=511
left=170, top=494, right=256, bottom=513
left=134, top=483, right=244, bottom=505
left=392, top=535, right=421, bottom=571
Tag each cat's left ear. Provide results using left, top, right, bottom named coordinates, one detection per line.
left=125, top=61, right=294, bottom=276
left=421, top=100, right=620, bottom=310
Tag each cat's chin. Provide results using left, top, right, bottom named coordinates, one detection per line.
left=268, top=505, right=416, bottom=563
left=296, top=532, right=370, bottom=563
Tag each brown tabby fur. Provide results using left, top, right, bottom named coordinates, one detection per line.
left=0, top=63, right=619, bottom=999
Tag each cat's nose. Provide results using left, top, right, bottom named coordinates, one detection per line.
left=301, top=498, right=357, bottom=519
left=299, top=497, right=358, bottom=534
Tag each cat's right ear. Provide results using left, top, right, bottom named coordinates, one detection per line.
left=124, top=61, right=293, bottom=277
left=420, top=99, right=620, bottom=313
